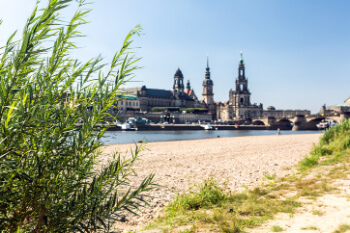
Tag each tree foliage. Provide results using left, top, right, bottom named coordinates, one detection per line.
left=0, top=0, right=155, bottom=232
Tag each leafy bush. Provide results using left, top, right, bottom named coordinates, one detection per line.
left=299, top=118, right=350, bottom=171
left=320, top=119, right=350, bottom=146
left=0, top=1, right=155, bottom=232
left=310, top=145, right=332, bottom=157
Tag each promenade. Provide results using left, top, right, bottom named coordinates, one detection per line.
left=99, top=133, right=320, bottom=231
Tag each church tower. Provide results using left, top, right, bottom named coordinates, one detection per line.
left=173, top=67, right=184, bottom=97
left=231, top=52, right=251, bottom=107
left=202, top=55, right=214, bottom=105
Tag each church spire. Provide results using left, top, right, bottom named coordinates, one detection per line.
left=206, top=53, right=209, bottom=69
left=205, top=53, right=210, bottom=76
left=238, top=51, right=245, bottom=79
left=186, top=80, right=191, bottom=90
left=204, top=54, right=212, bottom=80
left=202, top=54, right=214, bottom=106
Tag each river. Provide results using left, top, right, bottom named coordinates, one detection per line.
left=100, top=130, right=322, bottom=145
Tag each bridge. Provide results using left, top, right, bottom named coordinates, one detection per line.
left=250, top=112, right=350, bottom=130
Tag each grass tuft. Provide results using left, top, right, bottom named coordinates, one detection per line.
left=167, top=178, right=228, bottom=211
left=271, top=225, right=284, bottom=232
left=333, top=224, right=350, bottom=233
left=301, top=226, right=318, bottom=230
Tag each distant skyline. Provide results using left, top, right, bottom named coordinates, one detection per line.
left=1, top=0, right=349, bottom=113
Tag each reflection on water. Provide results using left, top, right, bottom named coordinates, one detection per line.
left=100, top=130, right=321, bottom=145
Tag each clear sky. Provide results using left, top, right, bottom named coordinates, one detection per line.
left=1, top=0, right=349, bottom=113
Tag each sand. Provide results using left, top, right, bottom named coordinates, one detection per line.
left=98, top=133, right=321, bottom=231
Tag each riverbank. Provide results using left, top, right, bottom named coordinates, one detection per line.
left=101, top=124, right=292, bottom=131
left=98, top=134, right=320, bottom=231
left=101, top=129, right=320, bottom=144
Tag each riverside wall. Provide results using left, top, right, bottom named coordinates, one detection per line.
left=99, top=124, right=293, bottom=131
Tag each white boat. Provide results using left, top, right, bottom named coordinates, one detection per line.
left=117, top=123, right=131, bottom=130
left=316, top=119, right=338, bottom=130
left=316, top=122, right=329, bottom=130
left=200, top=123, right=213, bottom=130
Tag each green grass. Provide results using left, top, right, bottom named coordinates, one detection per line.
left=333, top=224, right=350, bottom=233
left=327, top=164, right=349, bottom=179
left=167, top=178, right=228, bottom=211
left=146, top=179, right=302, bottom=232
left=301, top=226, right=318, bottom=230
left=299, top=119, right=350, bottom=171
left=271, top=225, right=284, bottom=232
left=311, top=209, right=324, bottom=216
left=265, top=174, right=276, bottom=180
left=295, top=178, right=333, bottom=198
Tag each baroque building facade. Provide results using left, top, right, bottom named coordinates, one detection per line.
left=122, top=68, right=201, bottom=112
left=216, top=53, right=263, bottom=121
left=117, top=53, right=311, bottom=123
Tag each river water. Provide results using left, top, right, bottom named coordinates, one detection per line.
left=100, top=130, right=322, bottom=145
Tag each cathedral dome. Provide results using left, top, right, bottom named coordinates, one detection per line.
left=267, top=106, right=276, bottom=111
left=174, top=68, right=183, bottom=78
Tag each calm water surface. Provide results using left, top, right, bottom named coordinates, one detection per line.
left=101, top=130, right=322, bottom=145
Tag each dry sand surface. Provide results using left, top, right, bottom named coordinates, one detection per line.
left=249, top=177, right=350, bottom=233
left=97, top=134, right=321, bottom=232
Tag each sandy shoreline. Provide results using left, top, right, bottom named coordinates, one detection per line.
left=98, top=133, right=321, bottom=231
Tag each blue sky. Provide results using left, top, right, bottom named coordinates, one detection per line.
left=1, top=0, right=349, bottom=113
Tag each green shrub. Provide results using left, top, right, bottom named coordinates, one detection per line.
left=0, top=1, right=155, bottom=232
left=300, top=155, right=319, bottom=170
left=167, top=179, right=227, bottom=211
left=342, top=135, right=350, bottom=149
left=152, top=107, right=180, bottom=112
left=300, top=119, right=350, bottom=170
left=320, top=119, right=350, bottom=146
left=310, top=145, right=332, bottom=157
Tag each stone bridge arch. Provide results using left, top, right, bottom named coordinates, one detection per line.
left=305, top=117, right=325, bottom=130
left=252, top=120, right=265, bottom=125
left=275, top=118, right=293, bottom=127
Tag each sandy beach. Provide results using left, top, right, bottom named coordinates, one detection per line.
left=99, top=133, right=321, bottom=231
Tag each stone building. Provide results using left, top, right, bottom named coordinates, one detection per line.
left=114, top=95, right=140, bottom=113
left=216, top=52, right=263, bottom=121
left=201, top=56, right=216, bottom=117
left=122, top=68, right=201, bottom=112
left=184, top=80, right=200, bottom=103
left=327, top=97, right=350, bottom=113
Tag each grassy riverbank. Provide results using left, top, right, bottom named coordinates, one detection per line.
left=143, top=119, right=350, bottom=232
